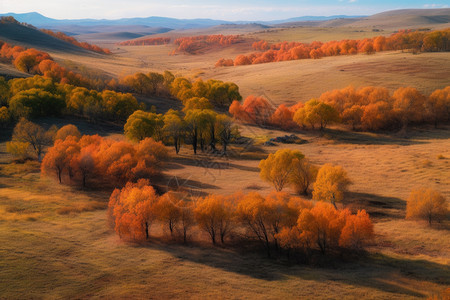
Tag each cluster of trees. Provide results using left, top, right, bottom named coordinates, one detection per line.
left=171, top=35, right=243, bottom=54
left=170, top=77, right=241, bottom=108
left=406, top=188, right=448, bottom=226
left=258, top=149, right=351, bottom=206
left=216, top=28, right=450, bottom=67
left=114, top=71, right=241, bottom=110
left=230, top=85, right=450, bottom=132
left=230, top=95, right=338, bottom=130
left=319, top=85, right=450, bottom=130
left=41, top=125, right=168, bottom=187
left=40, top=29, right=111, bottom=54
left=109, top=182, right=374, bottom=258
left=0, top=75, right=143, bottom=123
left=118, top=37, right=171, bottom=46
left=0, top=40, right=95, bottom=88
left=118, top=71, right=174, bottom=97
left=124, top=101, right=238, bottom=154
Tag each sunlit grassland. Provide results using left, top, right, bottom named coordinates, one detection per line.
left=0, top=122, right=449, bottom=299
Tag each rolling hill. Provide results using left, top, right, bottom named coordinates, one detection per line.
left=278, top=8, right=450, bottom=29
left=0, top=21, right=96, bottom=55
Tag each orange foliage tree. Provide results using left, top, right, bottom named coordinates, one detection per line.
left=194, top=194, right=236, bottom=244
left=172, top=35, right=242, bottom=54
left=42, top=135, right=168, bottom=187
left=216, top=29, right=450, bottom=67
left=108, top=179, right=158, bottom=240
left=229, top=95, right=275, bottom=126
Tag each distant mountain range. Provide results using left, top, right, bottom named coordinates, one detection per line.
left=0, top=12, right=365, bottom=30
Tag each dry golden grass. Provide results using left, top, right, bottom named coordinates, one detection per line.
left=0, top=146, right=449, bottom=299
left=245, top=26, right=394, bottom=43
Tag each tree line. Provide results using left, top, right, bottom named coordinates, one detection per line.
left=0, top=40, right=99, bottom=88
left=118, top=37, right=171, bottom=46
left=40, top=127, right=168, bottom=187
left=229, top=85, right=450, bottom=131
left=0, top=75, right=143, bottom=125
left=109, top=180, right=374, bottom=259
left=216, top=28, right=450, bottom=67
left=124, top=97, right=239, bottom=154
left=171, top=34, right=243, bottom=55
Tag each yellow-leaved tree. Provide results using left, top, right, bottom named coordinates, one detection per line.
left=406, top=188, right=448, bottom=226
left=312, top=164, right=351, bottom=207
left=259, top=149, right=305, bottom=191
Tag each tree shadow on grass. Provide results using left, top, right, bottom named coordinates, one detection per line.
left=137, top=239, right=448, bottom=298
left=321, top=126, right=450, bottom=146
left=345, top=192, right=406, bottom=220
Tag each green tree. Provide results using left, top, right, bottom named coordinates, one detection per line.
left=163, top=109, right=185, bottom=154
left=9, top=88, right=65, bottom=118
left=293, top=99, right=339, bottom=130
left=124, top=110, right=164, bottom=142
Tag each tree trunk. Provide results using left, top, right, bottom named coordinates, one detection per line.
left=192, top=131, right=197, bottom=154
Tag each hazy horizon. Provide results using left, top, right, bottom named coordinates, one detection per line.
left=1, top=0, right=448, bottom=22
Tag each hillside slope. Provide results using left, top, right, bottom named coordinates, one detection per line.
left=0, top=22, right=98, bottom=55
left=278, top=8, right=450, bottom=29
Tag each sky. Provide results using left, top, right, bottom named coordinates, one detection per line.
left=0, top=0, right=448, bottom=21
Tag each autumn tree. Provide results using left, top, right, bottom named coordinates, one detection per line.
left=297, top=201, right=347, bottom=254
left=108, top=179, right=159, bottom=240
left=289, top=158, right=318, bottom=195
left=231, top=95, right=275, bottom=125
left=392, top=87, right=426, bottom=129
left=54, top=124, right=81, bottom=141
left=41, top=136, right=79, bottom=183
left=194, top=194, right=235, bottom=244
left=0, top=106, right=10, bottom=127
left=406, top=188, right=448, bottom=225
left=339, top=209, right=374, bottom=249
left=72, top=146, right=97, bottom=188
left=236, top=192, right=297, bottom=257
left=270, top=104, right=297, bottom=130
left=155, top=192, right=182, bottom=236
left=426, top=86, right=450, bottom=127
left=12, top=118, right=52, bottom=161
left=313, top=164, right=351, bottom=207
left=177, top=198, right=195, bottom=243
left=259, top=149, right=305, bottom=191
